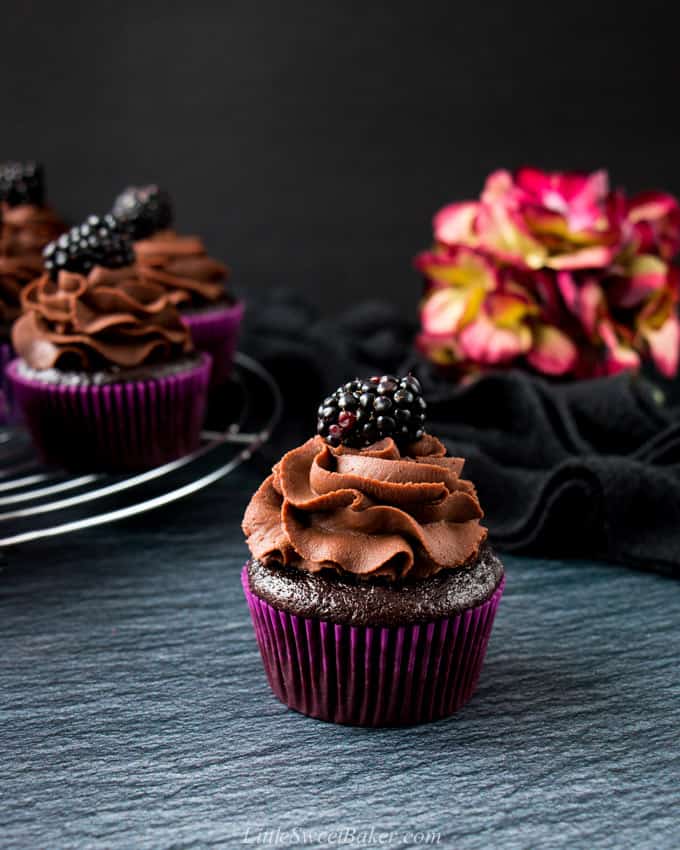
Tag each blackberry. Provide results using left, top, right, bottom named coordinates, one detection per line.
left=112, top=185, right=174, bottom=240
left=0, top=161, right=45, bottom=206
left=317, top=375, right=427, bottom=449
left=43, top=214, right=135, bottom=279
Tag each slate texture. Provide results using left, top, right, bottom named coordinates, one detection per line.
left=1, top=465, right=678, bottom=850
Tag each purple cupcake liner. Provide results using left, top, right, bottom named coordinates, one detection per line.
left=183, top=300, right=244, bottom=387
left=242, top=566, right=505, bottom=727
left=1, top=341, right=13, bottom=424
left=6, top=353, right=211, bottom=472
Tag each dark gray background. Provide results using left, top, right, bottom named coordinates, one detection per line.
left=2, top=1, right=678, bottom=312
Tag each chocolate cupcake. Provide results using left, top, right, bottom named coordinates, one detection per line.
left=6, top=215, right=211, bottom=471
left=242, top=375, right=505, bottom=726
left=0, top=249, right=39, bottom=423
left=112, top=185, right=243, bottom=386
left=0, top=161, right=65, bottom=258
left=0, top=162, right=65, bottom=419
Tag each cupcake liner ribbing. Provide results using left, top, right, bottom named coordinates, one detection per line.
left=6, top=353, right=211, bottom=472
left=242, top=566, right=505, bottom=727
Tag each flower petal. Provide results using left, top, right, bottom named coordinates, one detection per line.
left=481, top=170, right=516, bottom=205
left=545, top=244, right=616, bottom=270
left=527, top=324, right=578, bottom=375
left=421, top=285, right=484, bottom=335
left=627, top=191, right=680, bottom=260
left=433, top=202, right=480, bottom=247
left=612, top=255, right=669, bottom=308
left=415, top=246, right=498, bottom=291
left=476, top=203, right=547, bottom=269
left=599, top=320, right=640, bottom=374
left=459, top=312, right=531, bottom=364
left=486, top=291, right=535, bottom=326
left=643, top=313, right=680, bottom=377
left=556, top=273, right=603, bottom=336
left=415, top=332, right=462, bottom=366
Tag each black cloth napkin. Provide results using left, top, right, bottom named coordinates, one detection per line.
left=241, top=290, right=680, bottom=576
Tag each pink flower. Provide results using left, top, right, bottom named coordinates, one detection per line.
left=418, top=167, right=680, bottom=380
left=609, top=254, right=670, bottom=309
left=527, top=325, right=579, bottom=376
left=627, top=191, right=680, bottom=260
left=434, top=170, right=548, bottom=269
left=415, top=245, right=497, bottom=294
left=633, top=268, right=680, bottom=377
left=416, top=247, right=497, bottom=366
left=433, top=202, right=479, bottom=246
left=434, top=167, right=624, bottom=272
left=416, top=246, right=577, bottom=375
left=457, top=290, right=535, bottom=366
left=556, top=272, right=605, bottom=337
left=512, top=168, right=624, bottom=270
left=597, top=320, right=641, bottom=376
left=514, top=167, right=610, bottom=233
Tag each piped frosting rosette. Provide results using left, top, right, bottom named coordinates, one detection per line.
left=135, top=231, right=228, bottom=307
left=244, top=433, right=487, bottom=582
left=12, top=267, right=192, bottom=371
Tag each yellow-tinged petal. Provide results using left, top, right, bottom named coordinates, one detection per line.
left=486, top=292, right=536, bottom=327
left=420, top=249, right=496, bottom=291
left=527, top=325, right=578, bottom=375
left=421, top=286, right=484, bottom=335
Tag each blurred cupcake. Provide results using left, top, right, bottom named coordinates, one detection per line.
left=112, top=185, right=243, bottom=386
left=6, top=215, right=210, bottom=471
left=0, top=161, right=65, bottom=258
left=242, top=375, right=505, bottom=726
left=0, top=247, right=39, bottom=422
left=1, top=161, right=65, bottom=419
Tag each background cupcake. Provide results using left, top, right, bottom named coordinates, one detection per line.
left=112, top=185, right=244, bottom=386
left=7, top=214, right=211, bottom=471
left=0, top=161, right=66, bottom=420
left=0, top=160, right=65, bottom=259
left=242, top=374, right=505, bottom=726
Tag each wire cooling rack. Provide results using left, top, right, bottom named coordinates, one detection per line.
left=0, top=353, right=282, bottom=549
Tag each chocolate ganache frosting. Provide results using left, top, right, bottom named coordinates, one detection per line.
left=0, top=203, right=65, bottom=258
left=1, top=204, right=64, bottom=327
left=135, top=230, right=229, bottom=308
left=243, top=434, right=488, bottom=582
left=0, top=253, right=43, bottom=326
left=12, top=267, right=192, bottom=371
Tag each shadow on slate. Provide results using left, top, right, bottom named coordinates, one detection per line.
left=241, top=289, right=680, bottom=576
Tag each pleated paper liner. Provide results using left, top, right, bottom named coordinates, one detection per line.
left=6, top=353, right=211, bottom=472
left=242, top=565, right=505, bottom=727
left=183, top=300, right=244, bottom=387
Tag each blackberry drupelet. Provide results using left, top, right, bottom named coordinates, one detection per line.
left=317, top=375, right=427, bottom=448
left=0, top=161, right=45, bottom=207
left=112, top=185, right=174, bottom=240
left=43, top=215, right=135, bottom=279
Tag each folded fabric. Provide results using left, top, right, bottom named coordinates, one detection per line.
left=241, top=290, right=680, bottom=575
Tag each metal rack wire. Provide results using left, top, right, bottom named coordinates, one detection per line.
left=0, top=352, right=282, bottom=548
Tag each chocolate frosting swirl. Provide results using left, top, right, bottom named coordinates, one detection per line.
left=0, top=203, right=65, bottom=258
left=135, top=230, right=229, bottom=307
left=12, top=266, right=192, bottom=370
left=0, top=253, right=42, bottom=326
left=243, top=434, right=487, bottom=582
left=1, top=204, right=65, bottom=327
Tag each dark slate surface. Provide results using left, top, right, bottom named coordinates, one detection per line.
left=1, top=464, right=678, bottom=850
